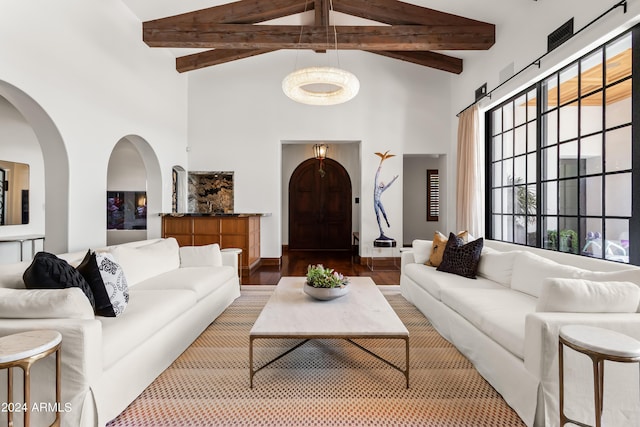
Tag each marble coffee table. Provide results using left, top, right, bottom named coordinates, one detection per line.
left=249, top=276, right=409, bottom=388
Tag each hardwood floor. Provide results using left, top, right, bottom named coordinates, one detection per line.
left=245, top=249, right=401, bottom=285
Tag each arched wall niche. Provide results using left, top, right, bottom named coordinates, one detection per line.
left=107, top=138, right=148, bottom=245
left=119, top=135, right=163, bottom=240
left=0, top=79, right=69, bottom=254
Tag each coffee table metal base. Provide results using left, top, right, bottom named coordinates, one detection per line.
left=249, top=334, right=410, bottom=389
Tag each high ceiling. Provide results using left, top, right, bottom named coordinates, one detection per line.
left=125, top=0, right=497, bottom=74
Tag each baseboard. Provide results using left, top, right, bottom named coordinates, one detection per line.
left=260, top=257, right=282, bottom=267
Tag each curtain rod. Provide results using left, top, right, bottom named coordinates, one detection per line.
left=456, top=0, right=628, bottom=118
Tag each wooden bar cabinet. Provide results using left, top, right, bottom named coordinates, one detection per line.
left=161, top=214, right=261, bottom=276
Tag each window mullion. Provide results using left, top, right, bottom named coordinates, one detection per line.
left=630, top=25, right=640, bottom=265
left=536, top=83, right=543, bottom=248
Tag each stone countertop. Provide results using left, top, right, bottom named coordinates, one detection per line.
left=160, top=212, right=271, bottom=217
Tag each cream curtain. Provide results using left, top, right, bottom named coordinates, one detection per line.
left=456, top=105, right=484, bottom=237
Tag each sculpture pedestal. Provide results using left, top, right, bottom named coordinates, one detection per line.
left=374, top=238, right=396, bottom=248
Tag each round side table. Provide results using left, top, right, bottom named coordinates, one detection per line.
left=0, top=330, right=62, bottom=427
left=221, top=248, right=243, bottom=287
left=559, top=325, right=640, bottom=427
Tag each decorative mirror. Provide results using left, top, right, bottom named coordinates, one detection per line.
left=0, top=160, right=29, bottom=225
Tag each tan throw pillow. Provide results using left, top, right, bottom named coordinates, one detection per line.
left=426, top=231, right=468, bottom=267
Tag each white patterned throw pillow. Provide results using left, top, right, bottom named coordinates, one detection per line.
left=95, top=252, right=129, bottom=316
left=78, top=250, right=129, bottom=317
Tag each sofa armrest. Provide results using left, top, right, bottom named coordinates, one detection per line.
left=0, top=318, right=103, bottom=423
left=401, top=250, right=416, bottom=271
left=524, top=312, right=640, bottom=426
left=524, top=312, right=640, bottom=377
left=221, top=250, right=240, bottom=273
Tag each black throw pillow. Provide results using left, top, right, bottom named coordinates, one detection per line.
left=77, top=250, right=113, bottom=316
left=23, top=251, right=96, bottom=308
left=437, top=232, right=484, bottom=279
left=76, top=250, right=129, bottom=317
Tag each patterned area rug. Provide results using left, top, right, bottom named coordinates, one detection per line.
left=107, top=286, right=526, bottom=426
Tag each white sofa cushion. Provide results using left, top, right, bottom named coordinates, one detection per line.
left=537, top=278, right=640, bottom=313
left=0, top=261, right=30, bottom=289
left=0, top=287, right=94, bottom=319
left=132, top=266, right=235, bottom=300
left=579, top=268, right=640, bottom=286
left=441, top=288, right=537, bottom=360
left=99, top=289, right=197, bottom=369
left=404, top=263, right=505, bottom=301
left=110, top=238, right=180, bottom=286
left=579, top=269, right=640, bottom=312
left=179, top=244, right=223, bottom=267
left=477, top=248, right=520, bottom=287
left=412, top=240, right=433, bottom=264
left=510, top=251, right=585, bottom=298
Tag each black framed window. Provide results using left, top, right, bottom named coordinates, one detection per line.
left=489, top=89, right=538, bottom=246
left=486, top=28, right=635, bottom=264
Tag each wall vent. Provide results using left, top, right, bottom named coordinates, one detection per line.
left=548, top=18, right=574, bottom=52
left=475, top=83, right=487, bottom=101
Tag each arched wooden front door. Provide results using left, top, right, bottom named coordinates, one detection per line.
left=289, top=158, right=352, bottom=250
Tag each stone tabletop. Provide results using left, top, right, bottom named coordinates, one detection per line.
left=250, top=276, right=409, bottom=337
left=0, top=330, right=62, bottom=363
left=560, top=325, right=640, bottom=359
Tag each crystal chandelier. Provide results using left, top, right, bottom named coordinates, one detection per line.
left=283, top=67, right=359, bottom=106
left=282, top=0, right=359, bottom=106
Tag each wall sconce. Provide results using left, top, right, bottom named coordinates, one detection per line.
left=313, top=144, right=329, bottom=177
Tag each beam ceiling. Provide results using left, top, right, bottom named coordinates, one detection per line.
left=142, top=0, right=495, bottom=74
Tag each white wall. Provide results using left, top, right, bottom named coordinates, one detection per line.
left=0, top=97, right=45, bottom=262
left=403, top=155, right=447, bottom=245
left=107, top=140, right=147, bottom=191
left=187, top=50, right=452, bottom=258
left=449, top=1, right=640, bottom=233
left=0, top=0, right=188, bottom=253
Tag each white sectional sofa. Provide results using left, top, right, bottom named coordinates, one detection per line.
left=401, top=238, right=640, bottom=427
left=0, top=238, right=241, bottom=427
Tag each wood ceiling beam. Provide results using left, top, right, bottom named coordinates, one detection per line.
left=314, top=0, right=330, bottom=53
left=177, top=48, right=464, bottom=74
left=150, top=0, right=312, bottom=74
left=143, top=0, right=310, bottom=27
left=332, top=0, right=493, bottom=27
left=369, top=51, right=463, bottom=74
left=144, top=24, right=495, bottom=50
left=176, top=49, right=277, bottom=73
left=315, top=0, right=329, bottom=27
left=144, top=0, right=495, bottom=74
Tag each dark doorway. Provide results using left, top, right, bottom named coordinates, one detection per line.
left=289, top=158, right=352, bottom=250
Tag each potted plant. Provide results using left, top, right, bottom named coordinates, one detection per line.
left=304, top=264, right=350, bottom=300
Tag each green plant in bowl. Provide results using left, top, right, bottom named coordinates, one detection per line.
left=306, top=264, right=349, bottom=288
